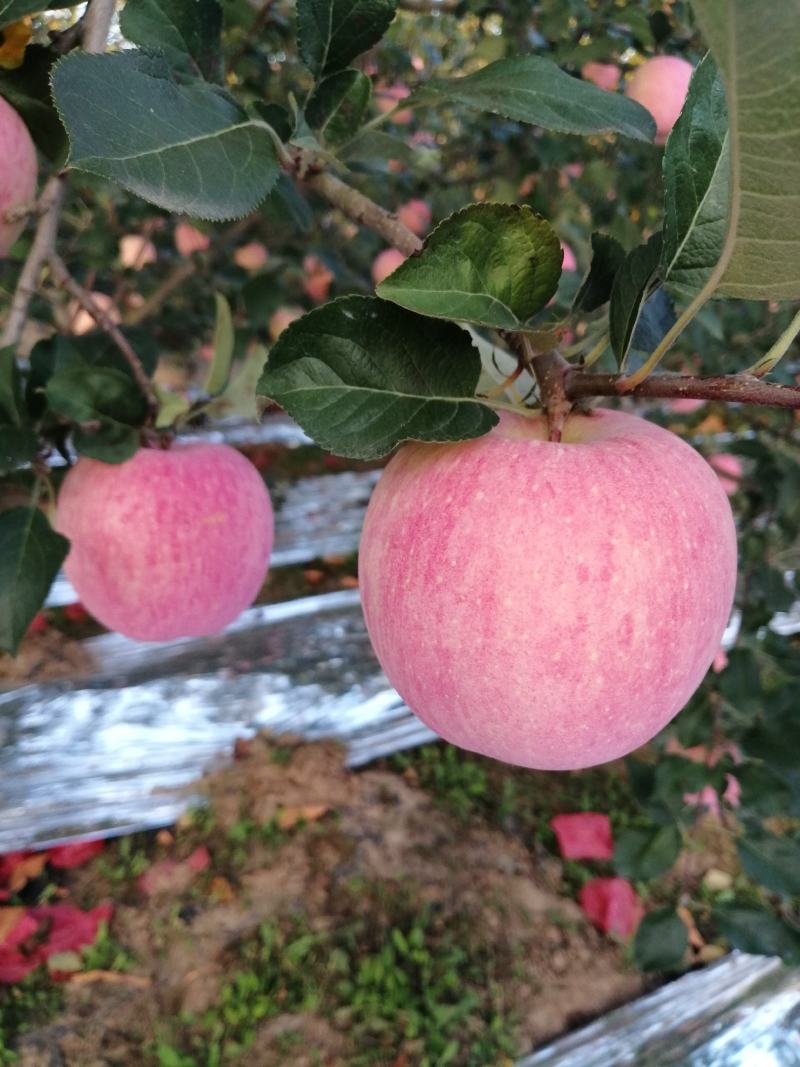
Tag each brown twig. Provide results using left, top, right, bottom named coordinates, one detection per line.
left=49, top=254, right=159, bottom=419
left=302, top=167, right=423, bottom=258
left=564, top=370, right=800, bottom=410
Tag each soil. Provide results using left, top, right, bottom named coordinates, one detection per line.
left=10, top=735, right=648, bottom=1066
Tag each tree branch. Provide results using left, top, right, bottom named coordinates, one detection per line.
left=0, top=176, right=66, bottom=349
left=0, top=0, right=116, bottom=351
left=302, top=168, right=422, bottom=257
left=49, top=254, right=159, bottom=419
left=564, top=370, right=800, bottom=410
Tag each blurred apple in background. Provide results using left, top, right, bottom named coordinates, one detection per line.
left=174, top=221, right=210, bottom=256
left=625, top=56, right=694, bottom=144
left=582, top=61, right=621, bottom=91
left=119, top=235, right=157, bottom=270
left=269, top=305, right=304, bottom=342
left=0, top=96, right=37, bottom=257
left=372, top=248, right=407, bottom=285
left=397, top=199, right=431, bottom=237
left=303, top=255, right=334, bottom=303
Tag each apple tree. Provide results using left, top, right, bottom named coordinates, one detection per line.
left=1, top=0, right=800, bottom=970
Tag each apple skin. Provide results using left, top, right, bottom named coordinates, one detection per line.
left=625, top=56, right=694, bottom=145
left=561, top=241, right=577, bottom=272
left=359, top=408, right=737, bottom=770
left=582, top=62, right=621, bottom=92
left=234, top=241, right=269, bottom=271
left=397, top=199, right=432, bottom=237
left=709, top=452, right=743, bottom=495
left=119, top=234, right=157, bottom=269
left=56, top=443, right=274, bottom=642
left=174, top=222, right=210, bottom=256
left=372, top=248, right=406, bottom=285
left=0, top=97, right=38, bottom=257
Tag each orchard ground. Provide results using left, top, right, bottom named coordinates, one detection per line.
left=1, top=730, right=745, bottom=1067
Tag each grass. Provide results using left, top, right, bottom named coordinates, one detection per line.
left=391, top=741, right=647, bottom=842
left=0, top=975, right=64, bottom=1066
left=156, top=880, right=518, bottom=1067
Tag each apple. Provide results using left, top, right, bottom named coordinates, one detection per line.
left=174, top=221, right=210, bottom=256
left=269, top=305, right=304, bottom=342
left=70, top=292, right=120, bottom=336
left=0, top=97, right=38, bottom=257
left=374, top=82, right=412, bottom=125
left=303, top=254, right=334, bottom=304
left=372, top=248, right=406, bottom=285
left=625, top=56, right=694, bottom=145
left=119, top=234, right=157, bottom=270
left=582, top=62, right=621, bottom=92
left=668, top=397, right=705, bottom=414
left=561, top=241, right=577, bottom=272
left=234, top=241, right=269, bottom=271
left=708, top=453, right=742, bottom=496
left=56, top=443, right=274, bottom=642
left=397, top=199, right=432, bottom=237
left=359, top=408, right=737, bottom=770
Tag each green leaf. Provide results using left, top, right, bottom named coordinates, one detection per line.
left=573, top=233, right=626, bottom=313
left=52, top=51, right=279, bottom=220
left=0, top=426, right=39, bottom=475
left=0, top=507, right=69, bottom=655
left=736, top=763, right=793, bottom=818
left=306, top=69, right=371, bottom=145
left=737, top=828, right=800, bottom=896
left=408, top=56, right=656, bottom=142
left=614, top=823, right=682, bottom=880
left=119, top=0, right=223, bottom=82
left=0, top=45, right=68, bottom=161
left=714, top=907, right=800, bottom=963
left=204, top=293, right=235, bottom=396
left=661, top=54, right=729, bottom=303
left=297, top=0, right=397, bottom=77
left=0, top=347, right=26, bottom=427
left=609, top=233, right=663, bottom=367
left=377, top=204, right=562, bottom=330
left=154, top=385, right=191, bottom=430
left=257, top=295, right=498, bottom=460
left=46, top=366, right=147, bottom=463
left=211, top=344, right=269, bottom=422
left=633, top=909, right=688, bottom=972
left=691, top=0, right=800, bottom=299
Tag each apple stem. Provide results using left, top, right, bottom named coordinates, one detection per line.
left=511, top=337, right=572, bottom=442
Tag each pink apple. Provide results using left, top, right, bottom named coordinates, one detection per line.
left=0, top=97, right=37, bottom=257
left=359, top=409, right=737, bottom=770
left=397, top=199, right=432, bottom=237
left=375, top=82, right=412, bottom=124
left=269, top=305, right=304, bottom=342
left=70, top=292, right=120, bottom=336
left=119, top=234, right=157, bottom=270
left=371, top=248, right=406, bottom=285
left=303, top=254, right=334, bottom=303
left=561, top=241, right=577, bottom=272
left=56, top=443, right=274, bottom=642
left=174, top=221, right=210, bottom=256
left=668, top=397, right=705, bottom=414
left=582, top=62, right=621, bottom=92
left=234, top=241, right=269, bottom=271
left=709, top=453, right=742, bottom=496
left=625, top=56, right=694, bottom=145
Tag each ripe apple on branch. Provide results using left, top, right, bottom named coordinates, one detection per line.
left=0, top=0, right=799, bottom=792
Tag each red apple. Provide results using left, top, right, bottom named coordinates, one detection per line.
left=269, top=305, right=304, bottom=342
left=119, top=234, right=157, bottom=270
left=397, top=199, right=431, bottom=237
left=708, top=453, right=742, bottom=496
left=625, top=56, right=694, bottom=145
left=69, top=292, right=120, bottom=336
left=359, top=409, right=737, bottom=770
left=56, top=443, right=274, bottom=642
left=174, top=221, right=210, bottom=256
left=375, top=82, right=412, bottom=125
left=303, top=255, right=334, bottom=304
left=371, top=248, right=406, bottom=285
left=561, top=241, right=577, bottom=272
left=668, top=398, right=705, bottom=415
left=234, top=242, right=269, bottom=271
left=582, top=62, right=621, bottom=92
left=0, top=97, right=37, bottom=257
